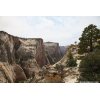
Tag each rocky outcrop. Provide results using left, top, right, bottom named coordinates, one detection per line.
left=15, top=38, right=45, bottom=67
left=63, top=67, right=79, bottom=83
left=44, top=42, right=62, bottom=65
left=0, top=31, right=45, bottom=82
left=13, top=64, right=27, bottom=82
left=15, top=38, right=45, bottom=78
left=0, top=62, right=15, bottom=83
left=0, top=62, right=27, bottom=83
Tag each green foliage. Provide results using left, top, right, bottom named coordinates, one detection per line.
left=66, top=51, right=77, bottom=67
left=55, top=64, right=64, bottom=72
left=55, top=64, right=64, bottom=78
left=78, top=24, right=100, bottom=54
left=79, top=50, right=100, bottom=82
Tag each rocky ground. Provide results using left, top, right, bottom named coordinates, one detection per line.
left=63, top=67, right=80, bottom=83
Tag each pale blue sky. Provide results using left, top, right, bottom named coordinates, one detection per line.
left=0, top=16, right=100, bottom=45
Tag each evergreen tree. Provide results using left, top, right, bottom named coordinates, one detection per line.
left=78, top=24, right=100, bottom=54
left=79, top=50, right=100, bottom=82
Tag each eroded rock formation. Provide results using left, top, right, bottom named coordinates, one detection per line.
left=44, top=42, right=63, bottom=65
left=0, top=31, right=45, bottom=82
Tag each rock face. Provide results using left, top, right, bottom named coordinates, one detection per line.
left=0, top=61, right=28, bottom=83
left=60, top=46, right=66, bottom=56
left=15, top=38, right=45, bottom=78
left=44, top=42, right=62, bottom=65
left=0, top=31, right=45, bottom=82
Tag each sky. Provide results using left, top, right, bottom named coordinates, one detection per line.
left=0, top=16, right=100, bottom=45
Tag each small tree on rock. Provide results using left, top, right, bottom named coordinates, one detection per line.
left=66, top=51, right=77, bottom=67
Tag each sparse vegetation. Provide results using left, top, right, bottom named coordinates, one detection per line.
left=55, top=64, right=64, bottom=78
left=66, top=51, right=77, bottom=67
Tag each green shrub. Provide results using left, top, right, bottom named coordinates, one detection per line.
left=79, top=50, right=100, bottom=82
left=66, top=51, right=77, bottom=67
left=67, top=59, right=77, bottom=67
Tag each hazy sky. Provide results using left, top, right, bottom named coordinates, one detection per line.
left=0, top=16, right=100, bottom=45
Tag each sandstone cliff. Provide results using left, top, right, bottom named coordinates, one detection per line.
left=44, top=42, right=62, bottom=65
left=0, top=31, right=45, bottom=82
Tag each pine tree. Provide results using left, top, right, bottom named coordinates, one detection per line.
left=78, top=24, right=100, bottom=54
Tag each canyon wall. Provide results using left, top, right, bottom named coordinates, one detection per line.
left=0, top=31, right=45, bottom=82
left=60, top=46, right=67, bottom=56
left=44, top=42, right=63, bottom=65
left=0, top=31, right=67, bottom=83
